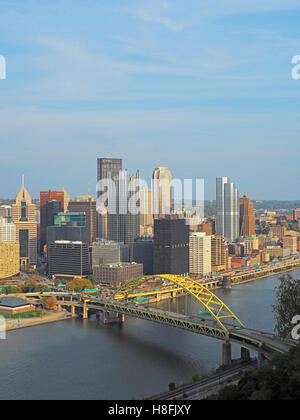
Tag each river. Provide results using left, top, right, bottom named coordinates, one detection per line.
left=0, top=270, right=298, bottom=400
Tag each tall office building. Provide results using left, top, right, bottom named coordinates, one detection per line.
left=0, top=217, right=16, bottom=242
left=216, top=177, right=239, bottom=242
left=211, top=235, right=227, bottom=271
left=189, top=232, right=211, bottom=276
left=106, top=170, right=140, bottom=258
left=0, top=205, right=12, bottom=222
left=40, top=190, right=65, bottom=251
left=12, top=181, right=38, bottom=266
left=140, top=188, right=154, bottom=236
left=283, top=235, right=298, bottom=255
left=61, top=187, right=70, bottom=212
left=54, top=212, right=86, bottom=227
left=133, top=237, right=154, bottom=275
left=152, top=167, right=172, bottom=219
left=92, top=239, right=129, bottom=267
left=68, top=196, right=97, bottom=246
left=97, top=158, right=122, bottom=239
left=0, top=242, right=20, bottom=280
left=47, top=212, right=87, bottom=247
left=97, top=158, right=122, bottom=185
left=46, top=200, right=62, bottom=229
left=48, top=241, right=89, bottom=277
left=239, top=196, right=255, bottom=237
left=47, top=224, right=87, bottom=246
left=0, top=217, right=19, bottom=280
left=153, top=217, right=189, bottom=275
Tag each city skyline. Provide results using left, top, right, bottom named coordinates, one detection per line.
left=1, top=1, right=300, bottom=404
left=1, top=1, right=300, bottom=199
left=2, top=168, right=300, bottom=203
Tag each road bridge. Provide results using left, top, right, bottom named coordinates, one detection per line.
left=24, top=274, right=297, bottom=367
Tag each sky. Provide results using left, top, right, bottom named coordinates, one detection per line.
left=0, top=0, right=300, bottom=200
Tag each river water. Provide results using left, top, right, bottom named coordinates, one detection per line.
left=0, top=270, right=298, bottom=400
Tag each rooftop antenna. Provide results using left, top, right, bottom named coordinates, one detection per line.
left=22, top=174, right=25, bottom=199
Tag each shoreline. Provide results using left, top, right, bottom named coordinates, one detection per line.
left=229, top=265, right=300, bottom=288
left=5, top=311, right=77, bottom=332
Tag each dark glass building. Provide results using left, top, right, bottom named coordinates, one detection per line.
left=19, top=229, right=29, bottom=258
left=153, top=218, right=189, bottom=276
left=54, top=212, right=86, bottom=227
left=97, top=158, right=122, bottom=186
left=133, top=237, right=154, bottom=275
left=47, top=225, right=87, bottom=245
left=48, top=241, right=89, bottom=277
left=46, top=200, right=62, bottom=228
left=97, top=158, right=123, bottom=239
left=68, top=198, right=97, bottom=246
left=106, top=171, right=140, bottom=260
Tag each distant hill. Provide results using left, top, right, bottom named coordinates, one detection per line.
left=253, top=201, right=300, bottom=211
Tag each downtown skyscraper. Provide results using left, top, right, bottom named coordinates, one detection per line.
left=97, top=158, right=123, bottom=239
left=152, top=167, right=173, bottom=219
left=216, top=177, right=239, bottom=242
left=239, top=195, right=255, bottom=237
left=101, top=170, right=140, bottom=260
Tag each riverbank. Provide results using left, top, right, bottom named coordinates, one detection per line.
left=230, top=264, right=300, bottom=288
left=5, top=311, right=77, bottom=332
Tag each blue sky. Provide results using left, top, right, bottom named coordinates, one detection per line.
left=0, top=0, right=300, bottom=200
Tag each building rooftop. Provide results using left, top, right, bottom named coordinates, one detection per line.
left=98, top=262, right=140, bottom=268
left=54, top=240, right=83, bottom=245
left=0, top=297, right=31, bottom=308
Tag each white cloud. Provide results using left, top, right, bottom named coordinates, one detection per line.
left=128, top=0, right=187, bottom=31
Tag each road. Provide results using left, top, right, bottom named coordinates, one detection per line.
left=148, top=360, right=257, bottom=400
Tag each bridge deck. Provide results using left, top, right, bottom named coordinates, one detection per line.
left=24, top=292, right=297, bottom=357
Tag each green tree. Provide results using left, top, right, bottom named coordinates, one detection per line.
left=209, top=345, right=300, bottom=400
left=273, top=274, right=300, bottom=338
left=3, top=286, right=19, bottom=295
left=88, top=275, right=96, bottom=286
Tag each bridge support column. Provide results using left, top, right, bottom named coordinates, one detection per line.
left=241, top=347, right=251, bottom=362
left=118, top=313, right=125, bottom=323
left=83, top=305, right=89, bottom=319
left=57, top=304, right=62, bottom=311
left=257, top=351, right=264, bottom=369
left=103, top=311, right=124, bottom=324
left=71, top=305, right=75, bottom=315
left=222, top=342, right=232, bottom=367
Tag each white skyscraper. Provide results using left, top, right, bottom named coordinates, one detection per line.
left=189, top=232, right=211, bottom=276
left=152, top=167, right=172, bottom=218
left=0, top=217, right=16, bottom=242
left=216, top=177, right=239, bottom=242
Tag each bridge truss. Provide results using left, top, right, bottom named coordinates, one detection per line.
left=109, top=274, right=245, bottom=335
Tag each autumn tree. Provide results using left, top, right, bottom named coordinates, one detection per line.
left=66, top=278, right=93, bottom=292
left=43, top=297, right=57, bottom=310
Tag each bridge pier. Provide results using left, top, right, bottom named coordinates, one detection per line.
left=241, top=347, right=251, bottom=362
left=71, top=305, right=75, bottom=316
left=83, top=305, right=89, bottom=319
left=257, top=351, right=264, bottom=369
left=222, top=342, right=232, bottom=367
left=103, top=311, right=125, bottom=325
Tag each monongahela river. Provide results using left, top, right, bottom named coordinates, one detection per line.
left=0, top=270, right=298, bottom=400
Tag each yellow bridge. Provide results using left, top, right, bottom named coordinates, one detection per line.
left=113, top=274, right=244, bottom=332
left=25, top=274, right=297, bottom=367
